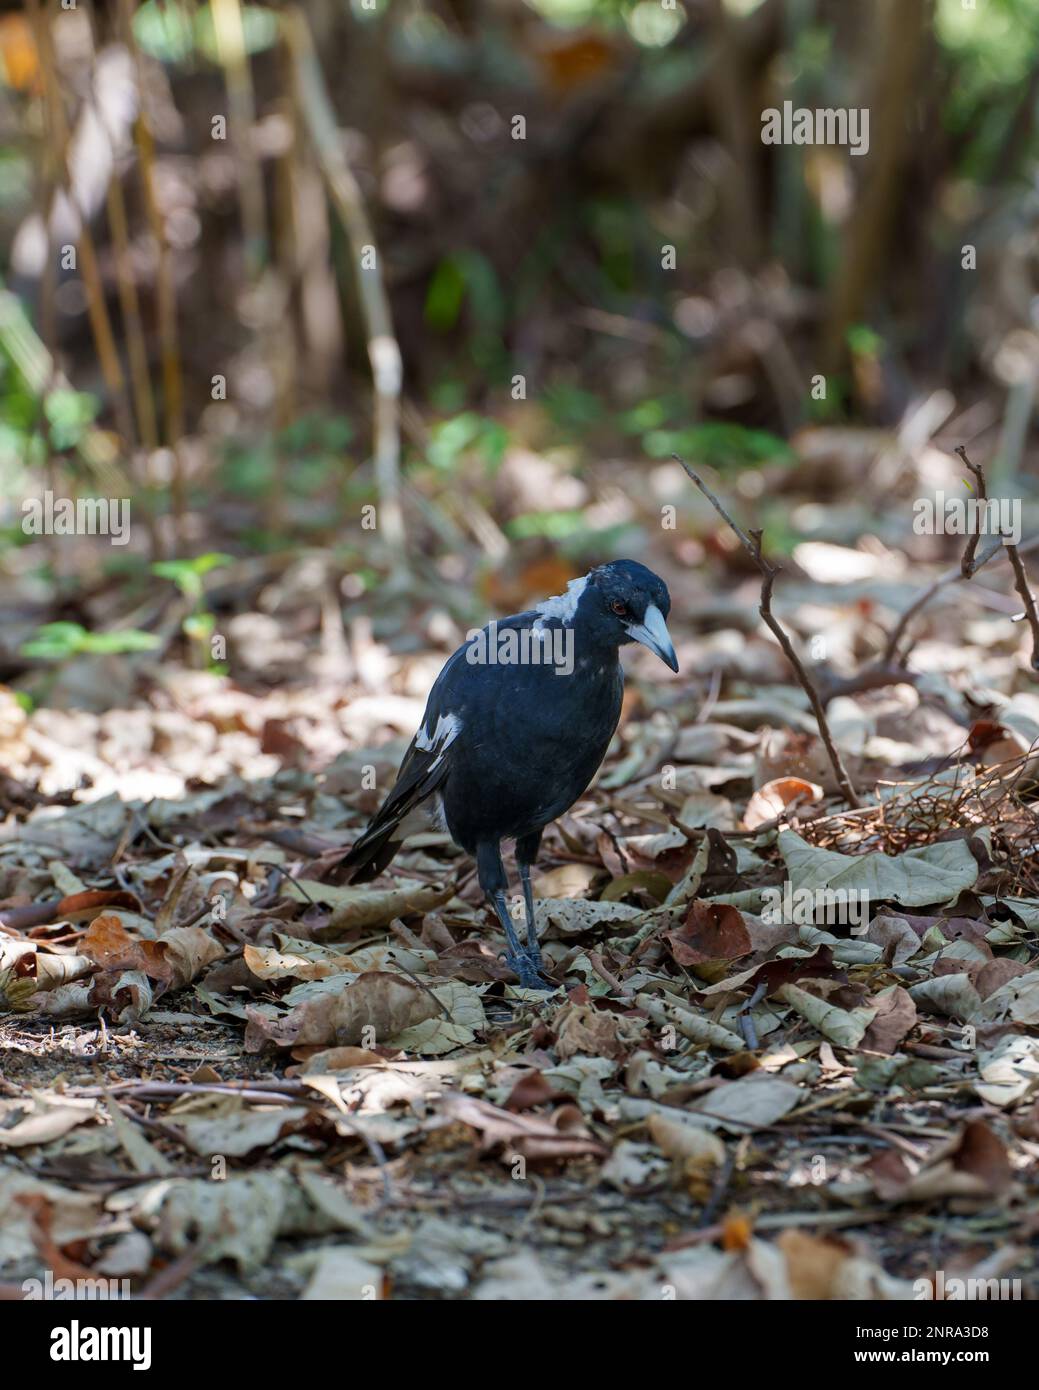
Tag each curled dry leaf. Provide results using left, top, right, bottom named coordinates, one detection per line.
left=0, top=940, right=94, bottom=992
left=244, top=970, right=439, bottom=1051
left=867, top=1119, right=1013, bottom=1203
left=776, top=982, right=877, bottom=1048
left=282, top=879, right=453, bottom=937
left=976, top=1036, right=1039, bottom=1108
left=0, top=1093, right=99, bottom=1148
left=859, top=985, right=917, bottom=1055
left=79, top=917, right=222, bottom=997
left=552, top=1000, right=630, bottom=1061
left=443, top=1093, right=607, bottom=1162
left=743, top=777, right=822, bottom=831
left=158, top=926, right=224, bottom=988
left=636, top=991, right=745, bottom=1053
left=648, top=1113, right=726, bottom=1166
left=909, top=972, right=982, bottom=1021
left=535, top=897, right=645, bottom=939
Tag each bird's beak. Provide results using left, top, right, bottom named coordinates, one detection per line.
left=626, top=604, right=679, bottom=672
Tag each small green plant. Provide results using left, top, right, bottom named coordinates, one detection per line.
left=20, top=622, right=160, bottom=661
left=426, top=413, right=508, bottom=473
left=152, top=552, right=231, bottom=668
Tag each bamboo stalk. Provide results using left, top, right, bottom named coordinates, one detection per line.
left=282, top=4, right=405, bottom=561
left=27, top=0, right=136, bottom=454
left=118, top=0, right=184, bottom=550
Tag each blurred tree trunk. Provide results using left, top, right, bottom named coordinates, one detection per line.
left=821, top=0, right=930, bottom=375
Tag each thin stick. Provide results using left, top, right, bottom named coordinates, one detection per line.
left=675, top=454, right=861, bottom=808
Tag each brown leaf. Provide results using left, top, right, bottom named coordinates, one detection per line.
left=443, top=1093, right=606, bottom=1162
left=160, top=927, right=224, bottom=989
left=80, top=915, right=172, bottom=983
left=504, top=1071, right=566, bottom=1112
left=244, top=971, right=439, bottom=1051
left=867, top=1120, right=1013, bottom=1203
left=750, top=945, right=846, bottom=997
left=663, top=900, right=751, bottom=967
left=552, top=1001, right=628, bottom=1061
left=777, top=1230, right=854, bottom=1299
left=860, top=986, right=917, bottom=1055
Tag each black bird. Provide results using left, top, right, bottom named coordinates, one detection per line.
left=342, top=560, right=678, bottom=987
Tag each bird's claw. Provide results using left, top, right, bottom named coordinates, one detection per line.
left=504, top=950, right=555, bottom=991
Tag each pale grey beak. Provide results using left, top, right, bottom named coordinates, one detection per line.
left=626, top=603, right=678, bottom=672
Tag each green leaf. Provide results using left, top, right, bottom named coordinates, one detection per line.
left=152, top=552, right=232, bottom=599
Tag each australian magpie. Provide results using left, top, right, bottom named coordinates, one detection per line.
left=342, top=559, right=678, bottom=988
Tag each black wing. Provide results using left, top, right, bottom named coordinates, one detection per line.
left=341, top=646, right=468, bottom=882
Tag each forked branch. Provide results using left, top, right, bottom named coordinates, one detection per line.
left=675, top=455, right=861, bottom=809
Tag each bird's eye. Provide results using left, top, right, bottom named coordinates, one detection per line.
left=611, top=600, right=627, bottom=616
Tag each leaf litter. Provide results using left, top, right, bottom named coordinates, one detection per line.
left=2, top=544, right=1039, bottom=1302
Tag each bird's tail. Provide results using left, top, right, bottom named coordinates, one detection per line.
left=340, top=820, right=402, bottom=884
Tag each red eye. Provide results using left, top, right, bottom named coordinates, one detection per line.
left=611, top=600, right=627, bottom=616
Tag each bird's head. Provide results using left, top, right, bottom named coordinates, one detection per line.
left=584, top=560, right=679, bottom=672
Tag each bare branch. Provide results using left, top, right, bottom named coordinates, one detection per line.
left=956, top=444, right=988, bottom=578
left=957, top=446, right=1039, bottom=673
left=674, top=455, right=861, bottom=809
left=882, top=533, right=1036, bottom=667
left=1006, top=544, right=1039, bottom=671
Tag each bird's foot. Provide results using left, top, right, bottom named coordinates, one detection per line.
left=504, top=949, right=555, bottom=991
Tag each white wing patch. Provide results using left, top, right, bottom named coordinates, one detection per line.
left=533, top=573, right=588, bottom=627
left=414, top=712, right=461, bottom=770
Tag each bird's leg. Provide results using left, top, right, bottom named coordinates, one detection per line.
left=491, top=891, right=541, bottom=985
left=518, top=864, right=539, bottom=965
left=478, top=841, right=548, bottom=990
left=516, top=830, right=546, bottom=977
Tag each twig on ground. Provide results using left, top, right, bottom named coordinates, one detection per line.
left=675, top=454, right=861, bottom=808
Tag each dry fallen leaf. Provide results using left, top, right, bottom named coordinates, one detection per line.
left=244, top=971, right=439, bottom=1050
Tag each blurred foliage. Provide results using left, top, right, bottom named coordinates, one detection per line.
left=2, top=0, right=1039, bottom=622
left=20, top=622, right=160, bottom=660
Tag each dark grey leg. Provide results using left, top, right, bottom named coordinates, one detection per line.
left=478, top=839, right=548, bottom=990
left=516, top=830, right=548, bottom=980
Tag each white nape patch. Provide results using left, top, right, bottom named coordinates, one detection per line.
left=533, top=573, right=588, bottom=628
left=415, top=711, right=461, bottom=752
